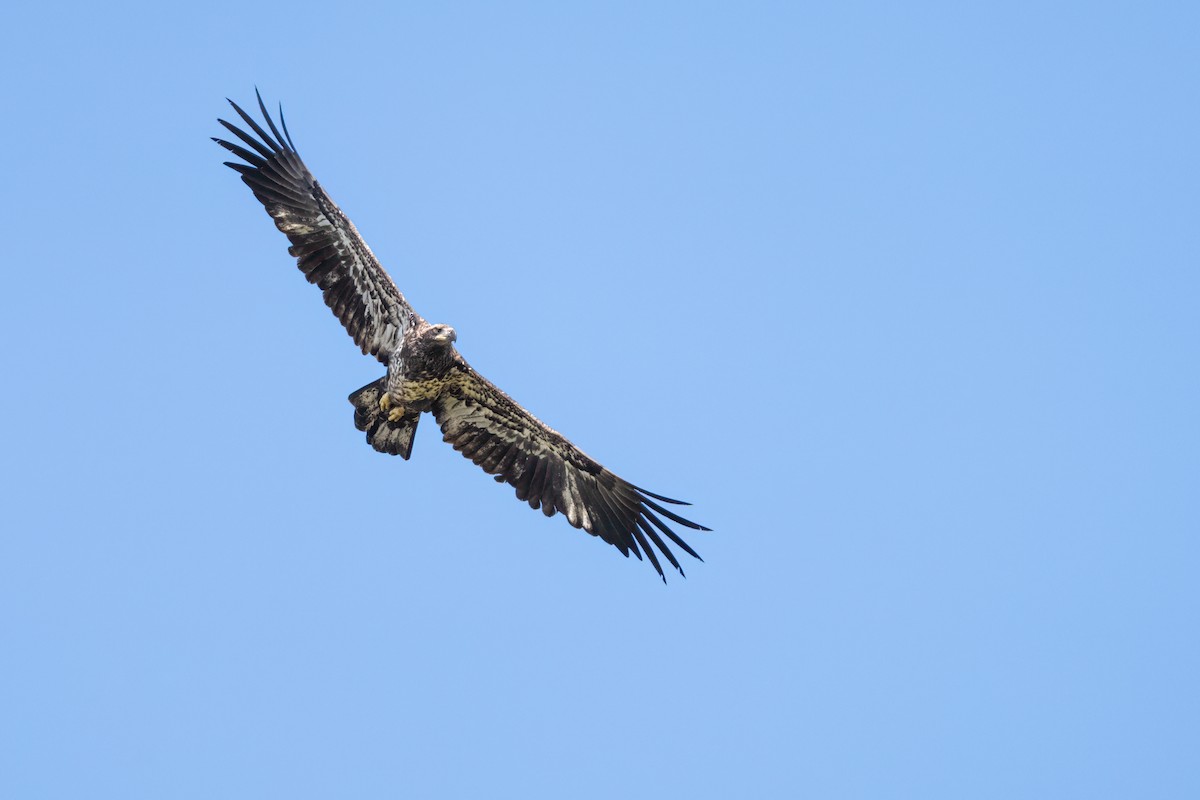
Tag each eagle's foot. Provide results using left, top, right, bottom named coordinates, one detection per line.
left=379, top=391, right=407, bottom=422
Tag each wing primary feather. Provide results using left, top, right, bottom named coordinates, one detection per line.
left=605, top=483, right=643, bottom=519
left=273, top=151, right=304, bottom=184
left=631, top=525, right=666, bottom=582
left=227, top=98, right=282, bottom=153
left=595, top=482, right=644, bottom=548
left=641, top=496, right=712, bottom=532
left=239, top=161, right=306, bottom=195
left=242, top=172, right=310, bottom=205
left=638, top=517, right=684, bottom=577
left=213, top=137, right=268, bottom=168
left=278, top=103, right=299, bottom=152
left=643, top=507, right=704, bottom=562
left=590, top=482, right=639, bottom=557
left=624, top=521, right=644, bottom=561
left=632, top=484, right=692, bottom=505
left=576, top=475, right=628, bottom=550
left=216, top=118, right=275, bottom=159
left=255, top=88, right=289, bottom=151
left=246, top=184, right=302, bottom=208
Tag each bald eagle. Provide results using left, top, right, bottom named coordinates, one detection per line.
left=215, top=92, right=708, bottom=581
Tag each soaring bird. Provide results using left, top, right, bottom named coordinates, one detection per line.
left=214, top=92, right=708, bottom=581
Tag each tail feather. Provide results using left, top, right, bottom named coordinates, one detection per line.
left=348, top=378, right=420, bottom=459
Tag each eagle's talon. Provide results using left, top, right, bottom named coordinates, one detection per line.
left=387, top=406, right=407, bottom=423
left=379, top=392, right=393, bottom=413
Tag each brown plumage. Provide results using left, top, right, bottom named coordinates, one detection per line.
left=216, top=91, right=708, bottom=581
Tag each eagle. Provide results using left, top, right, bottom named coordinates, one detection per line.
left=214, top=92, right=708, bottom=581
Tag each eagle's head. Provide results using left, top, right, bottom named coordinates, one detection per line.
left=429, top=323, right=457, bottom=348
left=398, top=322, right=458, bottom=372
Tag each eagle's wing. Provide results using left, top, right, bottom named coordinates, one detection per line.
left=433, top=362, right=709, bottom=581
left=214, top=92, right=413, bottom=362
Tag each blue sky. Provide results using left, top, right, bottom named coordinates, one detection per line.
left=2, top=2, right=1197, bottom=797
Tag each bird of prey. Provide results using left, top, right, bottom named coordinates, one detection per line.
left=214, top=92, right=708, bottom=581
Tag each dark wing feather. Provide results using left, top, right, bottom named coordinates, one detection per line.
left=214, top=92, right=414, bottom=362
left=432, top=362, right=709, bottom=582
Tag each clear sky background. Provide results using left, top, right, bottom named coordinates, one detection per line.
left=2, top=2, right=1197, bottom=797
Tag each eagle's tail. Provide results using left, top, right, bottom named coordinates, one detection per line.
left=348, top=378, right=420, bottom=460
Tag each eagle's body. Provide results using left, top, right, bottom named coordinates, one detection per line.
left=215, top=92, right=708, bottom=580
left=387, top=322, right=459, bottom=415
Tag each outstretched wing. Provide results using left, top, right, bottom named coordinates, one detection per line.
left=433, top=362, right=709, bottom=581
left=214, top=91, right=414, bottom=362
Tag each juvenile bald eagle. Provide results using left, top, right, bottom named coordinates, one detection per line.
left=215, top=92, right=707, bottom=581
